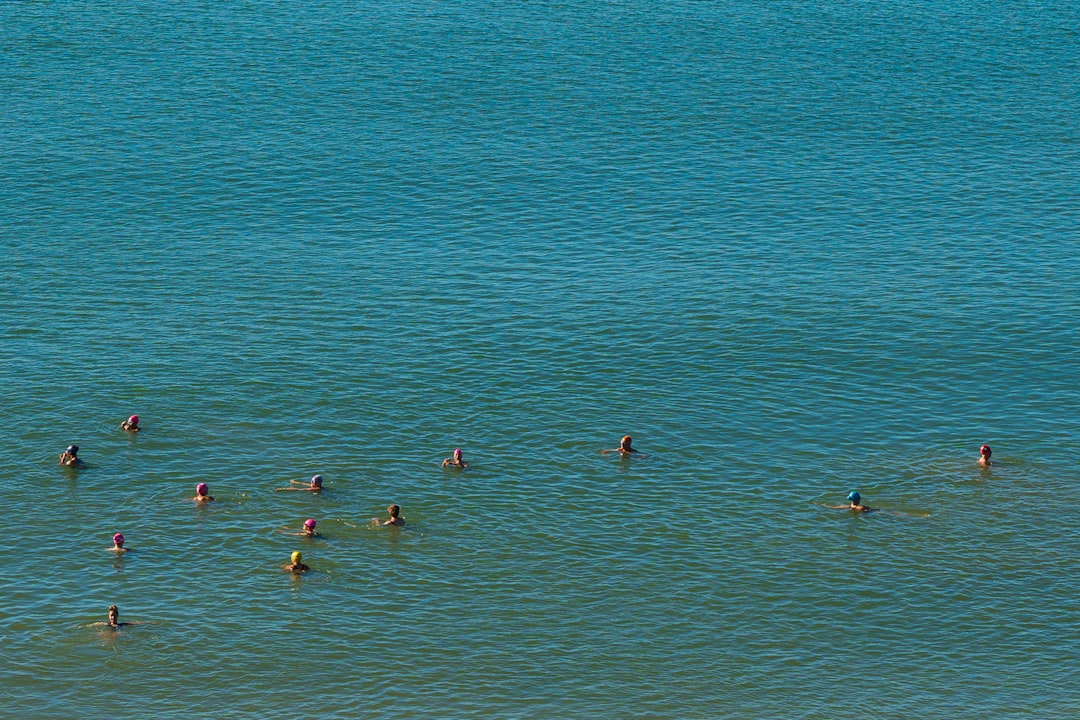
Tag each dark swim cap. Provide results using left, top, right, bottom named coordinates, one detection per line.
left=847, top=491, right=861, bottom=503
left=67, top=445, right=79, bottom=454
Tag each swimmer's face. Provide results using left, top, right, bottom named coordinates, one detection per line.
left=108, top=607, right=119, bottom=624
left=454, top=449, right=462, bottom=459
left=621, top=436, right=632, bottom=449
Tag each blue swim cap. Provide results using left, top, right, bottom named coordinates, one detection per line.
left=847, top=491, right=861, bottom=503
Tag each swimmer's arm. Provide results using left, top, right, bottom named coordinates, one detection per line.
left=442, top=458, right=451, bottom=466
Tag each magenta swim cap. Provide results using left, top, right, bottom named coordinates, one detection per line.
left=113, top=533, right=124, bottom=545
left=128, top=415, right=139, bottom=424
left=304, top=518, right=317, bottom=530
left=455, top=448, right=462, bottom=455
left=196, top=482, right=209, bottom=495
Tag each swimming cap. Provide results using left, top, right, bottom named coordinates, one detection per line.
left=128, top=415, right=139, bottom=424
left=196, top=482, right=209, bottom=495
left=304, top=519, right=317, bottom=530
left=113, top=533, right=124, bottom=545
left=67, top=445, right=79, bottom=454
left=454, top=448, right=462, bottom=455
left=291, top=551, right=302, bottom=564
left=311, top=475, right=323, bottom=487
left=980, top=444, right=991, bottom=454
left=847, top=491, right=861, bottom=503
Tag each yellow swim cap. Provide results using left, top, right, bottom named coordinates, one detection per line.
left=291, top=551, right=302, bottom=564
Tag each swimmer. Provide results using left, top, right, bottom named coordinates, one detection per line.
left=601, top=435, right=647, bottom=458
left=89, top=605, right=151, bottom=630
left=276, top=474, right=324, bottom=493
left=59, top=445, right=82, bottom=467
left=283, top=518, right=320, bottom=537
left=282, top=550, right=310, bottom=573
left=120, top=414, right=140, bottom=432
left=817, top=491, right=874, bottom=513
left=382, top=504, right=405, bottom=527
left=110, top=533, right=128, bottom=553
left=441, top=448, right=468, bottom=469
left=193, top=482, right=215, bottom=502
left=977, top=444, right=994, bottom=467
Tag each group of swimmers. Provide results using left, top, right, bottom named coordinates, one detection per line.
left=74, top=414, right=439, bottom=630
left=75, top=422, right=991, bottom=627
left=815, top=444, right=996, bottom=513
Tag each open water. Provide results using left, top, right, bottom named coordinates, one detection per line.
left=2, top=1, right=1078, bottom=718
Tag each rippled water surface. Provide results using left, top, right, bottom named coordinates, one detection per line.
left=2, top=1, right=1078, bottom=718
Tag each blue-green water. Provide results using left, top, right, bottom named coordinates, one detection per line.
left=2, top=2, right=1078, bottom=718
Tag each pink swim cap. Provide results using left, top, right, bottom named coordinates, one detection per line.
left=304, top=518, right=317, bottom=530
left=113, top=533, right=124, bottom=545
left=196, top=482, right=209, bottom=495
left=129, top=415, right=139, bottom=424
left=454, top=448, right=462, bottom=455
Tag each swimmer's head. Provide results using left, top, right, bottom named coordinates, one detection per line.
left=621, top=435, right=632, bottom=448
left=311, top=475, right=323, bottom=488
left=454, top=448, right=462, bottom=458
left=847, top=491, right=861, bottom=504
left=112, top=533, right=125, bottom=547
left=303, top=519, right=317, bottom=530
left=196, top=482, right=209, bottom=496
left=67, top=445, right=79, bottom=455
left=108, top=605, right=119, bottom=621
left=128, top=414, right=139, bottom=426
left=388, top=504, right=400, bottom=517
left=291, top=551, right=302, bottom=564
left=980, top=444, right=992, bottom=457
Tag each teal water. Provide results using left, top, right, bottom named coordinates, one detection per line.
left=2, top=1, right=1078, bottom=718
